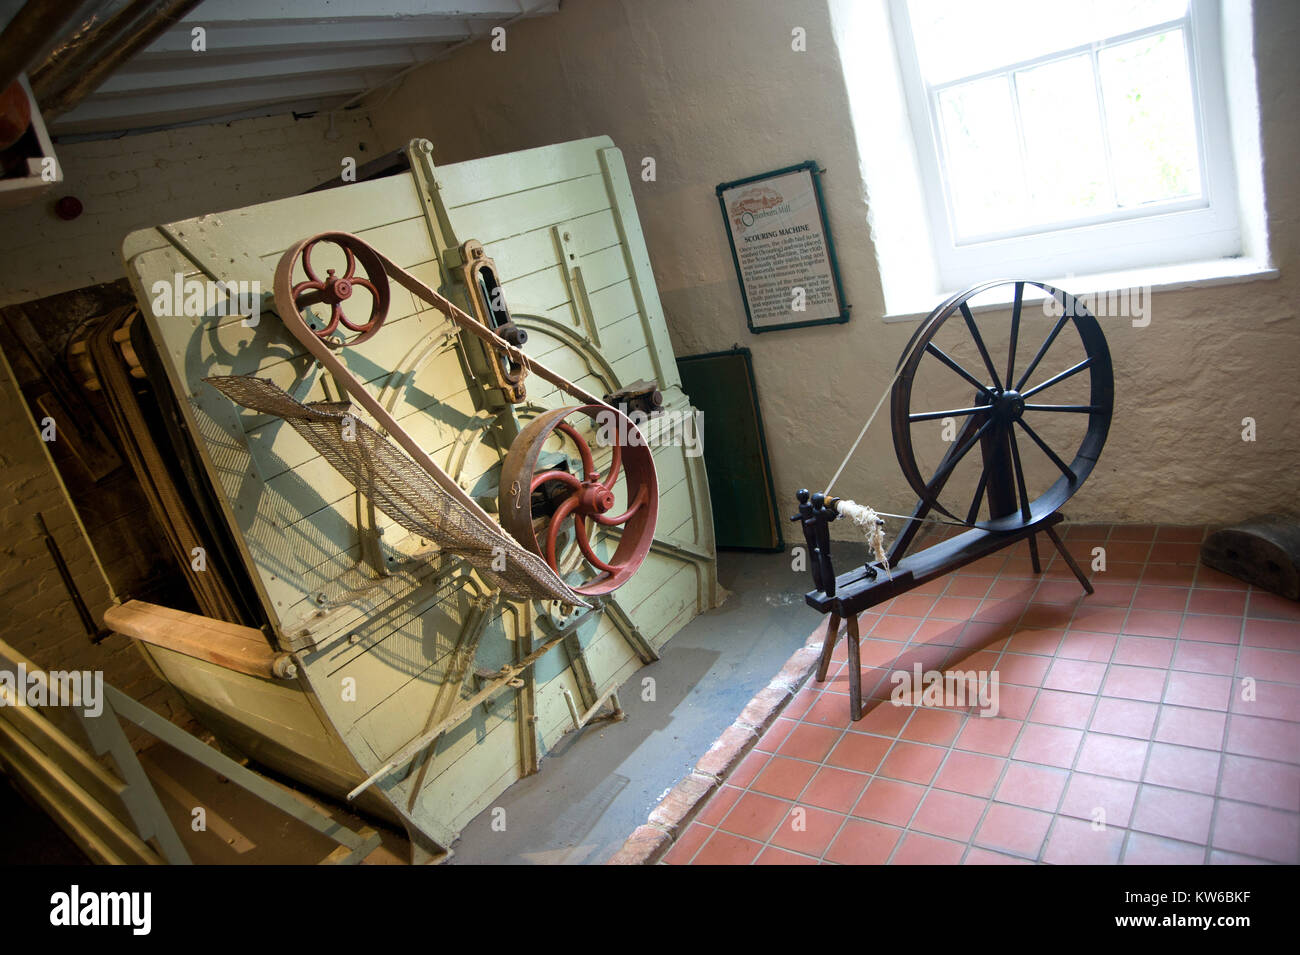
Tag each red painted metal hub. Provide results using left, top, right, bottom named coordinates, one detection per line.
left=500, top=405, right=658, bottom=596
left=278, top=232, right=391, bottom=347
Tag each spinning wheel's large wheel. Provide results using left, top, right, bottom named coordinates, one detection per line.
left=891, top=280, right=1113, bottom=533
left=275, top=231, right=391, bottom=347
left=499, top=405, right=658, bottom=596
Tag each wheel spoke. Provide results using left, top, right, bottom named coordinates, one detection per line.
left=1016, top=419, right=1076, bottom=483
left=1014, top=311, right=1070, bottom=392
left=925, top=342, right=996, bottom=398
left=966, top=466, right=989, bottom=525
left=928, top=418, right=993, bottom=495
left=545, top=495, right=579, bottom=568
left=1021, top=356, right=1093, bottom=399
left=1023, top=403, right=1101, bottom=413
left=1007, top=429, right=1033, bottom=523
left=1006, top=282, right=1023, bottom=388
left=573, top=515, right=618, bottom=573
left=556, top=420, right=596, bottom=476
left=530, top=469, right=582, bottom=494
left=594, top=485, right=648, bottom=526
left=960, top=302, right=1003, bottom=393
left=908, top=405, right=989, bottom=423
left=600, top=440, right=622, bottom=488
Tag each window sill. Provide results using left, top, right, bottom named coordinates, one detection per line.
left=881, top=257, right=1280, bottom=323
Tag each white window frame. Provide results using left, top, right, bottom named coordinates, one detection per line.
left=889, top=0, right=1242, bottom=289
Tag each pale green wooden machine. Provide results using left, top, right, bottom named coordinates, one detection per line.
left=110, top=136, right=719, bottom=862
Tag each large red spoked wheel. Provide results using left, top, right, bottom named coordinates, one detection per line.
left=275, top=231, right=391, bottom=347
left=499, top=405, right=658, bottom=596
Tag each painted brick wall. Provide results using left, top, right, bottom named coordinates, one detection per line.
left=0, top=107, right=375, bottom=746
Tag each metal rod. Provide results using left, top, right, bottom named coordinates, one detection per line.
left=0, top=0, right=86, bottom=95
left=40, top=0, right=204, bottom=120
left=34, top=512, right=109, bottom=643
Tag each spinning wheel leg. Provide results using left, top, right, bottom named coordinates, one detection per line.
left=816, top=612, right=842, bottom=683
left=1044, top=525, right=1095, bottom=595
left=846, top=614, right=862, bottom=722
left=1028, top=534, right=1042, bottom=574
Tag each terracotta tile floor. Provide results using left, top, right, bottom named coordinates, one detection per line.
left=666, top=524, right=1300, bottom=865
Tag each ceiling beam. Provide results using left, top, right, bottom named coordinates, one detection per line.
left=138, top=17, right=486, bottom=58
left=175, top=0, right=559, bottom=25
left=98, top=45, right=446, bottom=94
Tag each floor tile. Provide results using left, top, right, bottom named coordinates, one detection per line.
left=852, top=777, right=925, bottom=827
left=825, top=731, right=891, bottom=774
left=1042, top=815, right=1125, bottom=864
left=693, top=829, right=763, bottom=865
left=823, top=819, right=901, bottom=865
left=800, top=766, right=871, bottom=813
left=1153, top=705, right=1226, bottom=750
left=1211, top=799, right=1300, bottom=864
left=878, top=741, right=946, bottom=785
left=891, top=831, right=966, bottom=864
left=1029, top=689, right=1096, bottom=729
left=750, top=756, right=818, bottom=800
left=911, top=789, right=986, bottom=842
left=768, top=805, right=845, bottom=857
left=1122, top=831, right=1206, bottom=865
left=1013, top=723, right=1082, bottom=768
left=934, top=750, right=1006, bottom=798
left=1089, top=697, right=1158, bottom=739
left=718, top=791, right=792, bottom=842
left=995, top=761, right=1068, bottom=811
left=662, top=822, right=711, bottom=864
left=973, top=803, right=1052, bottom=858
left=1218, top=754, right=1300, bottom=810
left=1059, top=773, right=1139, bottom=828
left=776, top=723, right=841, bottom=762
left=1130, top=786, right=1214, bottom=844
left=1075, top=733, right=1149, bottom=781
left=1143, top=742, right=1221, bottom=795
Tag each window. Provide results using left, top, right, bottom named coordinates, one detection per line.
left=890, top=0, right=1242, bottom=288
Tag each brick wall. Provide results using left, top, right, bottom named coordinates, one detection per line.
left=0, top=108, right=374, bottom=307
left=0, top=107, right=375, bottom=746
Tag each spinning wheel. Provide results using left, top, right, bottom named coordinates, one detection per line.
left=892, top=280, right=1113, bottom=532
left=276, top=231, right=391, bottom=347
left=499, top=405, right=658, bottom=596
left=795, top=279, right=1116, bottom=721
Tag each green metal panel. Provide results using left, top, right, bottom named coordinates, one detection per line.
left=118, top=136, right=719, bottom=860
left=678, top=348, right=784, bottom=551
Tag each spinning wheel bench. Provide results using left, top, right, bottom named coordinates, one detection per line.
left=795, top=280, right=1113, bottom=722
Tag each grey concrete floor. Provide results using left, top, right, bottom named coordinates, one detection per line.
left=447, top=542, right=869, bottom=865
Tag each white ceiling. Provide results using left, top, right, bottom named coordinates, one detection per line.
left=3, top=0, right=560, bottom=137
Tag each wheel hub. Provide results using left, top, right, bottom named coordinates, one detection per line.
left=992, top=389, right=1025, bottom=422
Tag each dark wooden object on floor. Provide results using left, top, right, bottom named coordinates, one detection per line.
left=1201, top=515, right=1300, bottom=600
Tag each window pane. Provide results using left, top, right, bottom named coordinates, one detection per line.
left=1015, top=55, right=1110, bottom=221
left=907, top=0, right=1188, bottom=85
left=937, top=76, right=1027, bottom=237
left=1099, top=29, right=1202, bottom=206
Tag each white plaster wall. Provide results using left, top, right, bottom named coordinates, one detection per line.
left=367, top=0, right=1299, bottom=532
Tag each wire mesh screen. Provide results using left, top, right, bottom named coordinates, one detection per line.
left=204, top=375, right=585, bottom=606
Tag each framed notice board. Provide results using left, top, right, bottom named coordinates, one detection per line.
left=716, top=161, right=850, bottom=334
left=677, top=347, right=784, bottom=552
